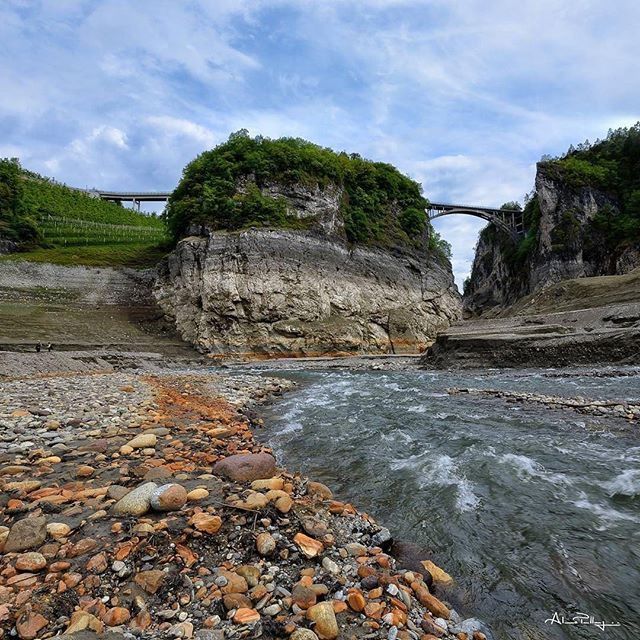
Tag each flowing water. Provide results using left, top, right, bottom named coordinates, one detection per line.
left=256, top=366, right=640, bottom=640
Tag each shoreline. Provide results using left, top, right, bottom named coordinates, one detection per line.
left=0, top=367, right=486, bottom=640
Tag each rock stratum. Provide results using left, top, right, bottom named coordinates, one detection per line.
left=154, top=228, right=460, bottom=357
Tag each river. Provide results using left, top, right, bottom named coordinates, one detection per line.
left=256, top=366, right=640, bottom=640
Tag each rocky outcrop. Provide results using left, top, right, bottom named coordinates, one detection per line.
left=464, top=163, right=640, bottom=315
left=154, top=228, right=460, bottom=356
left=0, top=236, right=17, bottom=255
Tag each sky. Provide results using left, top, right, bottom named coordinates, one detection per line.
left=1, top=0, right=639, bottom=286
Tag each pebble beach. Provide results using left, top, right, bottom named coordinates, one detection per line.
left=0, top=369, right=482, bottom=640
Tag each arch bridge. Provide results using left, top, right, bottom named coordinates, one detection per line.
left=427, top=202, right=525, bottom=240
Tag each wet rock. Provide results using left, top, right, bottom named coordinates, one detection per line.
left=5, top=515, right=47, bottom=552
left=307, top=481, right=333, bottom=500
left=111, top=482, right=158, bottom=516
left=306, top=602, right=338, bottom=639
left=212, top=452, right=276, bottom=482
left=150, top=483, right=187, bottom=512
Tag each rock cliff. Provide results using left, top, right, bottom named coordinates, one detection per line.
left=154, top=227, right=460, bottom=356
left=464, top=163, right=640, bottom=315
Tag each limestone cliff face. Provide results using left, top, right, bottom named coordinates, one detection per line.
left=154, top=229, right=460, bottom=356
left=464, top=164, right=640, bottom=315
left=155, top=162, right=464, bottom=360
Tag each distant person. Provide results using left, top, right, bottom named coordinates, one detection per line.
left=47, top=343, right=53, bottom=352
left=35, top=342, right=41, bottom=353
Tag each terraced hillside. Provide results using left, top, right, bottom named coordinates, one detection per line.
left=1, top=159, right=170, bottom=266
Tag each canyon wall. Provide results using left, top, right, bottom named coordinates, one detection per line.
left=464, top=163, right=640, bottom=315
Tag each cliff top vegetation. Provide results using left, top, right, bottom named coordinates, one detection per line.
left=166, top=131, right=450, bottom=257
left=540, top=123, right=640, bottom=245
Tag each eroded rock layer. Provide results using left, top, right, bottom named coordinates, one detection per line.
left=154, top=229, right=461, bottom=356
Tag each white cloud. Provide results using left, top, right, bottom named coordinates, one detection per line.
left=146, top=116, right=218, bottom=148
left=1, top=0, right=639, bottom=286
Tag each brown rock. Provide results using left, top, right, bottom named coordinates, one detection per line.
left=218, top=569, right=248, bottom=594
left=150, top=483, right=187, bottom=512
left=16, top=612, right=48, bottom=639
left=250, top=477, right=284, bottom=491
left=189, top=513, right=222, bottom=534
left=65, top=610, right=104, bottom=634
left=186, top=488, right=209, bottom=501
left=415, top=586, right=450, bottom=619
left=307, top=481, right=333, bottom=500
left=306, top=602, right=339, bottom=639
left=5, top=516, right=47, bottom=552
left=421, top=560, right=453, bottom=585
left=294, top=532, right=324, bottom=558
left=86, top=552, right=108, bottom=573
left=346, top=590, right=366, bottom=612
left=103, top=606, right=131, bottom=626
left=15, top=552, right=47, bottom=572
left=213, top=452, right=276, bottom=483
left=126, top=433, right=157, bottom=449
left=68, top=538, right=98, bottom=558
left=134, top=569, right=166, bottom=594
left=235, top=565, right=260, bottom=588
left=256, top=532, right=276, bottom=556
left=46, top=522, right=71, bottom=539
left=3, top=480, right=41, bottom=493
left=233, top=608, right=260, bottom=624
left=223, top=593, right=253, bottom=610
left=76, top=465, right=95, bottom=478
left=292, top=584, right=317, bottom=609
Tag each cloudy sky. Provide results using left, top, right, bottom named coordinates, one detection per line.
left=1, top=1, right=639, bottom=285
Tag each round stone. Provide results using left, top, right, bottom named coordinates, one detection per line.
left=150, top=484, right=187, bottom=512
left=15, top=552, right=47, bottom=572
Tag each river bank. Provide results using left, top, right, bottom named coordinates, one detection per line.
left=0, top=366, right=481, bottom=640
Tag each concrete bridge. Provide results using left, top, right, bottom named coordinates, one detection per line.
left=88, top=190, right=171, bottom=211
left=87, top=188, right=525, bottom=238
left=427, top=202, right=525, bottom=240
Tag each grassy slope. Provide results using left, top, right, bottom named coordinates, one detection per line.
left=7, top=174, right=171, bottom=268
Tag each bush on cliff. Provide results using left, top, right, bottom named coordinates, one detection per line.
left=167, top=131, right=450, bottom=256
